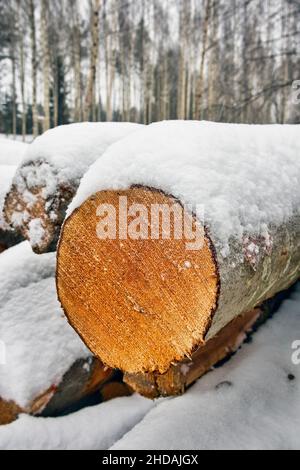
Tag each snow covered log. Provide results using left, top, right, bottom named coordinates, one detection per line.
left=4, top=123, right=143, bottom=254
left=56, top=121, right=300, bottom=395
left=0, top=166, right=23, bottom=252
left=0, top=242, right=116, bottom=425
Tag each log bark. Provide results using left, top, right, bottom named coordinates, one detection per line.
left=99, top=381, right=133, bottom=403
left=57, top=185, right=300, bottom=390
left=0, top=229, right=23, bottom=253
left=0, top=166, right=23, bottom=251
left=0, top=357, right=114, bottom=425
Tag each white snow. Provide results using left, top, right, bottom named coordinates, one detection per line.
left=28, top=219, right=45, bottom=246
left=112, top=283, right=300, bottom=450
left=0, top=165, right=17, bottom=230
left=19, top=122, right=143, bottom=188
left=0, top=242, right=90, bottom=408
left=68, top=121, right=300, bottom=257
left=0, top=137, right=28, bottom=166
left=0, top=395, right=153, bottom=450
left=0, top=282, right=299, bottom=450
left=9, top=123, right=144, bottom=238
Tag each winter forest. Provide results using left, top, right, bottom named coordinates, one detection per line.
left=0, top=0, right=299, bottom=140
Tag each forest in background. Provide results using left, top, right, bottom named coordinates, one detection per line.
left=0, top=0, right=299, bottom=139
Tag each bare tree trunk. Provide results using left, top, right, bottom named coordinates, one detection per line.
left=106, top=0, right=118, bottom=121
left=142, top=1, right=153, bottom=124
left=177, top=0, right=190, bottom=120
left=11, top=51, right=17, bottom=139
left=280, top=0, right=289, bottom=124
left=41, top=0, right=51, bottom=132
left=53, top=64, right=59, bottom=127
left=71, top=0, right=83, bottom=122
left=207, top=0, right=218, bottom=121
left=29, top=0, right=38, bottom=138
left=84, top=0, right=101, bottom=122
left=193, top=0, right=211, bottom=120
left=104, top=26, right=113, bottom=121
left=161, top=54, right=169, bottom=120
left=177, top=48, right=186, bottom=119
left=16, top=0, right=26, bottom=141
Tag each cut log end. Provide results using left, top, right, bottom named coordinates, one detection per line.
left=57, top=187, right=219, bottom=374
left=124, top=307, right=262, bottom=398
left=4, top=162, right=76, bottom=254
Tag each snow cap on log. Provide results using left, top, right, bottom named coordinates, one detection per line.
left=57, top=121, right=300, bottom=376
left=4, top=123, right=143, bottom=253
left=0, top=242, right=113, bottom=424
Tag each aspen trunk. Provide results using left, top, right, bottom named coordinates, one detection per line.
left=29, top=0, right=38, bottom=138
left=17, top=0, right=26, bottom=141
left=11, top=52, right=17, bottom=139
left=177, top=0, right=190, bottom=120
left=84, top=0, right=101, bottom=121
left=193, top=0, right=211, bottom=120
left=41, top=0, right=51, bottom=132
left=71, top=0, right=83, bottom=122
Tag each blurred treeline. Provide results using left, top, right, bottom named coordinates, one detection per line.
left=0, top=0, right=299, bottom=139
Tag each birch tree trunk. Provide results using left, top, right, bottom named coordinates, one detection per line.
left=84, top=0, right=101, bottom=122
left=193, top=0, right=211, bottom=120
left=11, top=52, right=17, bottom=139
left=41, top=0, right=51, bottom=132
left=17, top=0, right=26, bottom=141
left=71, top=0, right=82, bottom=122
left=207, top=1, right=219, bottom=120
left=29, top=0, right=38, bottom=138
left=177, top=0, right=190, bottom=120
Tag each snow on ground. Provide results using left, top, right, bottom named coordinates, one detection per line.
left=0, top=165, right=16, bottom=230
left=69, top=121, right=300, bottom=258
left=0, top=242, right=90, bottom=408
left=0, top=134, right=33, bottom=144
left=0, top=395, right=153, bottom=450
left=112, top=283, right=300, bottom=450
left=0, top=136, right=28, bottom=166
left=0, top=282, right=299, bottom=449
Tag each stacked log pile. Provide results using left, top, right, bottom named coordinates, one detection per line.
left=0, top=242, right=130, bottom=425
left=4, top=123, right=143, bottom=254
left=56, top=121, right=300, bottom=398
left=0, top=125, right=147, bottom=425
